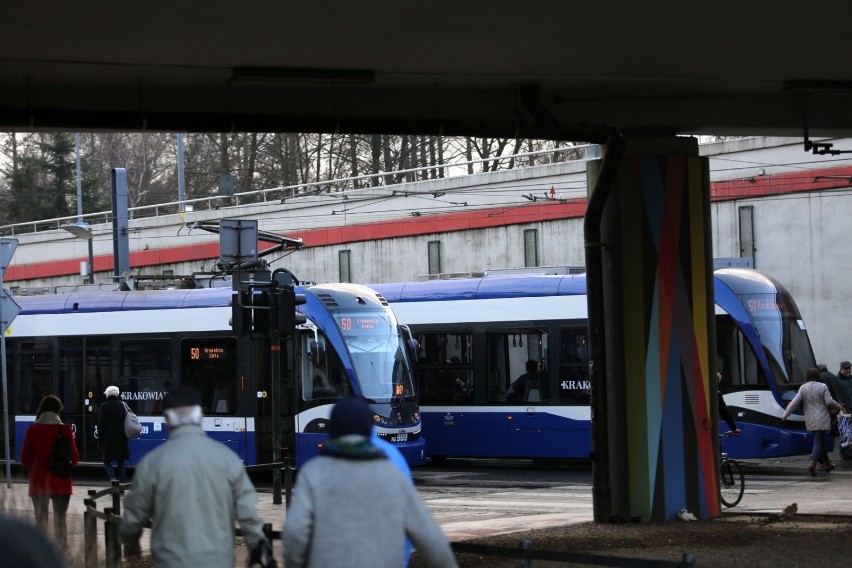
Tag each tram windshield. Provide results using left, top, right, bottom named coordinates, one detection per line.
left=334, top=310, right=416, bottom=402
left=740, top=292, right=814, bottom=389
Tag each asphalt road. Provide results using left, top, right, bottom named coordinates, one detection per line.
left=405, top=453, right=852, bottom=540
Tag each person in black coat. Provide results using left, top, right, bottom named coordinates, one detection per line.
left=818, top=363, right=848, bottom=411
left=506, top=360, right=540, bottom=402
left=97, top=385, right=130, bottom=482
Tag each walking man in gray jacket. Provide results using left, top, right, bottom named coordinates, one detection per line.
left=120, top=386, right=271, bottom=567
left=283, top=397, right=457, bottom=567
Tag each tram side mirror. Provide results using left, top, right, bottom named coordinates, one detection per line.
left=399, top=324, right=419, bottom=363
left=309, top=339, right=326, bottom=364
left=406, top=338, right=419, bottom=362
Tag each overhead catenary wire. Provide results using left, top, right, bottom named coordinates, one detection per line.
left=6, top=140, right=852, bottom=240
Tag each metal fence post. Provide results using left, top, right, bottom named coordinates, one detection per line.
left=104, top=507, right=120, bottom=568
left=520, top=540, right=533, bottom=568
left=83, top=499, right=98, bottom=568
left=284, top=457, right=293, bottom=508
left=273, top=461, right=282, bottom=505
left=111, top=478, right=122, bottom=516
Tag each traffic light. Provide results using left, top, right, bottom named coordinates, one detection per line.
left=277, top=286, right=307, bottom=335
left=252, top=291, right=270, bottom=334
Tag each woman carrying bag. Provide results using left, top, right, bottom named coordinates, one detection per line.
left=20, top=394, right=79, bottom=547
left=783, top=368, right=843, bottom=476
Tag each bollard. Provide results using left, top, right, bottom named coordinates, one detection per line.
left=520, top=540, right=533, bottom=568
left=273, top=461, right=282, bottom=505
left=104, top=507, right=121, bottom=568
left=84, top=499, right=98, bottom=568
left=111, top=478, right=122, bottom=516
left=284, top=457, right=293, bottom=508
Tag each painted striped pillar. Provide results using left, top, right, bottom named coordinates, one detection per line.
left=589, top=137, right=719, bottom=521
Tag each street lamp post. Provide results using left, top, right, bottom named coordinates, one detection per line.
left=60, top=223, right=95, bottom=284
left=64, top=134, right=95, bottom=284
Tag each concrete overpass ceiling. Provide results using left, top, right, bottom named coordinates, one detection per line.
left=4, top=2, right=852, bottom=139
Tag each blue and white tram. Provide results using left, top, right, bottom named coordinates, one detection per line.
left=372, top=268, right=816, bottom=461
left=5, top=283, right=425, bottom=468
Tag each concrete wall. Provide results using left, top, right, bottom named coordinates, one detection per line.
left=282, top=218, right=588, bottom=285
left=711, top=188, right=852, bottom=370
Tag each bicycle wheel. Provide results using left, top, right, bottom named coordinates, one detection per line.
left=720, top=458, right=744, bottom=507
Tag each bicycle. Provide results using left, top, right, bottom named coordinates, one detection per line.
left=719, top=430, right=744, bottom=507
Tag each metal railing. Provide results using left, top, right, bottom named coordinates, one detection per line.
left=83, top=472, right=696, bottom=568
left=82, top=461, right=295, bottom=568
left=83, top=480, right=127, bottom=568
left=245, top=459, right=294, bottom=506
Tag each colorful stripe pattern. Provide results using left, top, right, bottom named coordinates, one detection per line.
left=613, top=154, right=717, bottom=520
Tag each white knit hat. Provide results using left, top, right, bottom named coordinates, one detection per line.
left=104, top=386, right=120, bottom=397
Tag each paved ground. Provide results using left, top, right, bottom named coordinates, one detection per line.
left=2, top=451, right=850, bottom=566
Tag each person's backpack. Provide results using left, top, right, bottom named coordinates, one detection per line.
left=48, top=427, right=73, bottom=479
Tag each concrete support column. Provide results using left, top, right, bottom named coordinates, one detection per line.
left=586, top=137, right=718, bottom=521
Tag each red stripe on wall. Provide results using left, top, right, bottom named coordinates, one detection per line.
left=6, top=164, right=852, bottom=282
left=290, top=199, right=588, bottom=247
left=6, top=201, right=588, bottom=281
left=711, top=164, right=852, bottom=201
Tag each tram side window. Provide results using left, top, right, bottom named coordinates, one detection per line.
left=120, top=339, right=171, bottom=413
left=715, top=315, right=768, bottom=391
left=181, top=337, right=237, bottom=415
left=17, top=341, right=53, bottom=415
left=300, top=333, right=352, bottom=402
left=413, top=332, right=473, bottom=404
left=558, top=327, right=590, bottom=404
left=58, top=339, right=83, bottom=414
left=486, top=330, right=548, bottom=403
left=84, top=338, right=111, bottom=411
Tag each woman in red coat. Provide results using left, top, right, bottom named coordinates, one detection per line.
left=20, top=394, right=80, bottom=547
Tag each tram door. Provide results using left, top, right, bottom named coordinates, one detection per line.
left=59, top=337, right=110, bottom=463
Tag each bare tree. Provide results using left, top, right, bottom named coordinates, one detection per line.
left=1, top=130, right=583, bottom=225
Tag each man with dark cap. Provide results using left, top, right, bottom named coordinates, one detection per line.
left=837, top=361, right=852, bottom=411
left=120, top=386, right=273, bottom=568
left=818, top=363, right=847, bottom=411
left=98, top=385, right=130, bottom=483
left=283, top=397, right=457, bottom=568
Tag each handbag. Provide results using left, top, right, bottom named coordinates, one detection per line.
left=122, top=402, right=143, bottom=440
left=48, top=427, right=73, bottom=478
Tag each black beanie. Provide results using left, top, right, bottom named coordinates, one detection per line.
left=162, top=385, right=202, bottom=410
left=329, top=397, right=374, bottom=438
